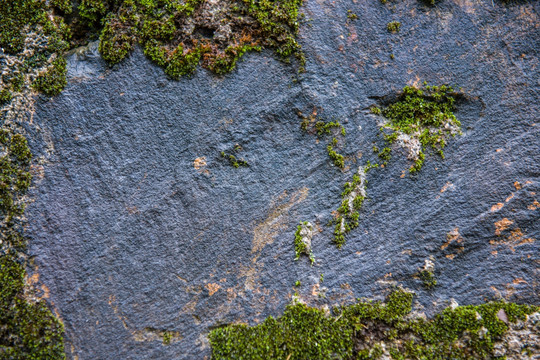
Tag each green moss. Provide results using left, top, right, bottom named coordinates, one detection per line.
left=0, top=255, right=65, bottom=358
left=0, top=0, right=45, bottom=55
left=209, top=299, right=355, bottom=359
left=0, top=89, right=13, bottom=105
left=419, top=269, right=437, bottom=289
left=373, top=84, right=461, bottom=173
left=303, top=118, right=347, bottom=169
left=0, top=131, right=65, bottom=358
left=347, top=10, right=358, bottom=20
left=33, top=57, right=67, bottom=96
left=387, top=21, right=401, bottom=33
left=209, top=289, right=538, bottom=360
left=332, top=162, right=377, bottom=248
left=162, top=330, right=172, bottom=345
left=75, top=0, right=304, bottom=76
left=220, top=145, right=249, bottom=168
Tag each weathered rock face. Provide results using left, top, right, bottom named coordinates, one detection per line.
left=24, top=0, right=539, bottom=359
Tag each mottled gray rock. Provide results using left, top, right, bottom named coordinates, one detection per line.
left=24, top=0, right=539, bottom=359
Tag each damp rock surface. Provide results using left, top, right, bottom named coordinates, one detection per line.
left=25, top=0, right=540, bottom=358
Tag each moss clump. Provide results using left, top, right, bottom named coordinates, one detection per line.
left=33, top=57, right=68, bottom=96
left=387, top=21, right=401, bottom=33
left=209, top=289, right=538, bottom=360
left=0, top=255, right=66, bottom=358
left=77, top=0, right=305, bottom=76
left=0, top=0, right=70, bottom=96
left=0, top=131, right=33, bottom=224
left=209, top=298, right=355, bottom=359
left=162, top=330, right=172, bottom=345
left=0, top=89, right=13, bottom=105
left=372, top=84, right=461, bottom=173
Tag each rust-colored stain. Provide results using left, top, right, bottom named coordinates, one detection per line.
left=109, top=294, right=182, bottom=343
left=193, top=157, right=207, bottom=170
left=490, top=203, right=504, bottom=212
left=206, top=283, right=221, bottom=296
left=30, top=164, right=45, bottom=180
left=528, top=200, right=540, bottom=210
left=494, top=218, right=514, bottom=235
left=505, top=193, right=514, bottom=202
left=240, top=187, right=309, bottom=291
left=109, top=295, right=129, bottom=330
left=440, top=182, right=453, bottom=193
left=491, top=224, right=535, bottom=252
left=512, top=278, right=527, bottom=285
left=514, top=181, right=522, bottom=190
left=226, top=288, right=237, bottom=301
left=441, top=227, right=463, bottom=250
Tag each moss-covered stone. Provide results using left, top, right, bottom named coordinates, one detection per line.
left=0, top=130, right=65, bottom=358
left=77, top=0, right=305, bottom=76
left=209, top=289, right=538, bottom=360
left=372, top=84, right=461, bottom=174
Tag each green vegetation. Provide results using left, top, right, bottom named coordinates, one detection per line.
left=0, top=2, right=69, bottom=352
left=347, top=10, right=358, bottom=20
left=295, top=280, right=301, bottom=287
left=0, top=130, right=65, bottom=358
left=77, top=0, right=305, bottom=76
left=220, top=144, right=248, bottom=168
left=0, top=0, right=70, bottom=96
left=33, top=57, right=68, bottom=96
left=332, top=161, right=378, bottom=248
left=300, top=115, right=347, bottom=169
left=419, top=269, right=437, bottom=289
left=371, top=84, right=461, bottom=173
left=294, top=221, right=314, bottom=264
left=387, top=21, right=401, bottom=33
left=209, top=289, right=538, bottom=359
left=162, top=331, right=172, bottom=345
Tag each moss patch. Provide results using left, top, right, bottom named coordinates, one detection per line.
left=209, top=289, right=538, bottom=360
left=371, top=84, right=461, bottom=174
left=76, top=0, right=305, bottom=76
left=0, top=130, right=65, bottom=358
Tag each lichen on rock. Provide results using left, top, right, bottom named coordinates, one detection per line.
left=294, top=221, right=314, bottom=264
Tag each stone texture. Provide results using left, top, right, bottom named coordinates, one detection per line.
left=23, top=0, right=539, bottom=358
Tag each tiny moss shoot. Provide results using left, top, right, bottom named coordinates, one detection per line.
left=220, top=144, right=248, bottom=168
left=387, top=21, right=401, bottom=33
left=371, top=84, right=461, bottom=174
left=209, top=289, right=538, bottom=359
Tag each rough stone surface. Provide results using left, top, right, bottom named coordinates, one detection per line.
left=23, top=0, right=539, bottom=358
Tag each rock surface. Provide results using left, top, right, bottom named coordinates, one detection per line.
left=24, top=0, right=539, bottom=358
